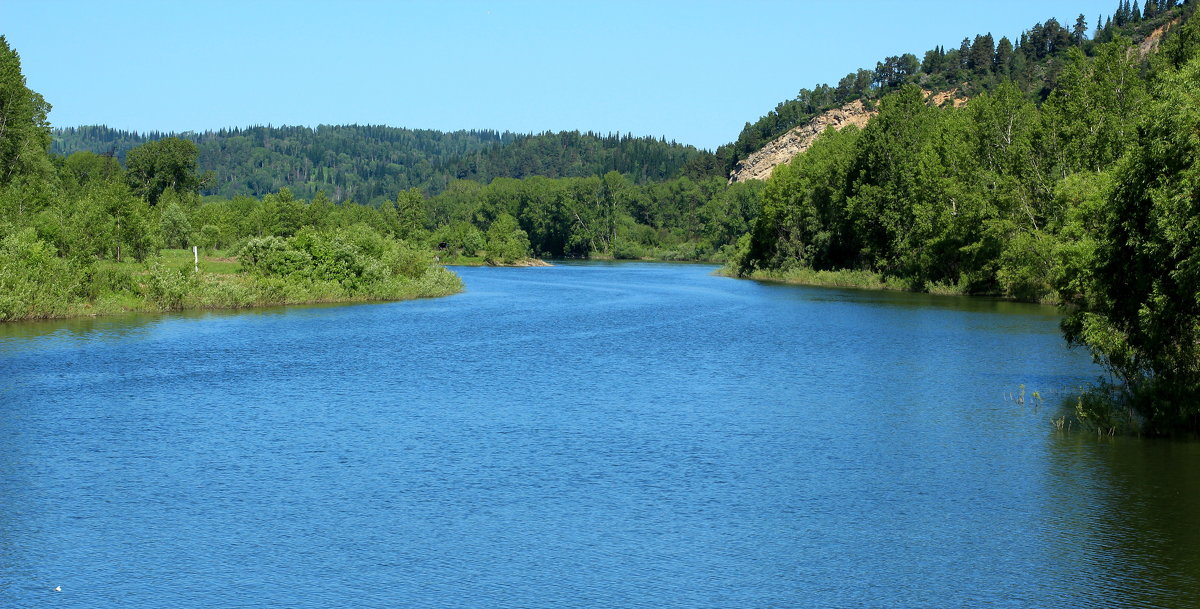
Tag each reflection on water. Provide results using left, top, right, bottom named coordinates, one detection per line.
left=1045, top=435, right=1200, bottom=608
left=1, top=262, right=1197, bottom=608
left=0, top=302, right=373, bottom=352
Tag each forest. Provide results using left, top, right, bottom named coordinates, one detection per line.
left=52, top=125, right=712, bottom=205
left=4, top=0, right=1200, bottom=432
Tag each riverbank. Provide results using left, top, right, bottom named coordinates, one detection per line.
left=438, top=255, right=552, bottom=267
left=1, top=246, right=463, bottom=322
left=717, top=264, right=1059, bottom=304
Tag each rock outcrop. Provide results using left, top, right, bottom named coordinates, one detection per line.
left=728, top=100, right=875, bottom=183
left=1139, top=18, right=1180, bottom=57
left=728, top=90, right=969, bottom=183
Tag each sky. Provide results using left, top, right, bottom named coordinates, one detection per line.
left=5, top=0, right=1117, bottom=151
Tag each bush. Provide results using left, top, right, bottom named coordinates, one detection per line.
left=143, top=262, right=195, bottom=310
left=0, top=228, right=79, bottom=319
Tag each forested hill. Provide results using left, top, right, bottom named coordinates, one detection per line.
left=728, top=0, right=1200, bottom=432
left=52, top=125, right=707, bottom=206
left=716, top=0, right=1189, bottom=175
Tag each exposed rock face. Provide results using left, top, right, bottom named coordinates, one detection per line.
left=729, top=100, right=875, bottom=183
left=928, top=88, right=968, bottom=109
left=1139, top=18, right=1180, bottom=58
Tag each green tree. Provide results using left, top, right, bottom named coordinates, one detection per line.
left=60, top=150, right=122, bottom=191
left=484, top=213, right=531, bottom=264
left=1073, top=15, right=1089, bottom=43
left=0, top=36, right=55, bottom=210
left=160, top=199, right=193, bottom=249
left=392, top=187, right=428, bottom=242
left=1060, top=57, right=1200, bottom=432
left=124, top=137, right=206, bottom=205
left=598, top=171, right=631, bottom=255
left=994, top=37, right=1015, bottom=77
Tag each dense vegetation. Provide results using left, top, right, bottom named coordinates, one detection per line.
left=717, top=0, right=1188, bottom=174
left=728, top=0, right=1200, bottom=434
left=53, top=125, right=710, bottom=205
left=0, top=37, right=462, bottom=321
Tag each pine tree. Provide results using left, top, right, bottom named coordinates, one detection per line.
left=995, top=36, right=1015, bottom=76
left=1133, top=0, right=1142, bottom=20
left=1074, top=14, right=1089, bottom=42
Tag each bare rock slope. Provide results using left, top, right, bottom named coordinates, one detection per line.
left=729, top=90, right=968, bottom=183
left=728, top=100, right=875, bottom=183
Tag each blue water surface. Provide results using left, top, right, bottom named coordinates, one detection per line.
left=3, top=262, right=1198, bottom=608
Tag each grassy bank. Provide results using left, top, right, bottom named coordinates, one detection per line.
left=716, top=265, right=912, bottom=292
left=1, top=235, right=463, bottom=322
left=437, top=253, right=551, bottom=267
left=717, top=264, right=1062, bottom=304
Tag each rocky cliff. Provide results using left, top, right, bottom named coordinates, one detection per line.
left=728, top=100, right=875, bottom=183
left=728, top=90, right=969, bottom=183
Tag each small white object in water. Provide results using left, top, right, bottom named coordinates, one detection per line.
left=54, top=586, right=61, bottom=592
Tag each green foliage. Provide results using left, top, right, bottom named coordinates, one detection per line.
left=0, top=228, right=78, bottom=320
left=159, top=199, right=193, bottom=249
left=236, top=225, right=446, bottom=295
left=124, top=137, right=206, bottom=205
left=60, top=150, right=122, bottom=191
left=484, top=213, right=531, bottom=264
left=54, top=126, right=705, bottom=204
left=1059, top=54, right=1200, bottom=433
left=0, top=37, right=55, bottom=219
left=433, top=220, right=485, bottom=258
left=144, top=261, right=195, bottom=310
left=391, top=188, right=429, bottom=242
left=197, top=224, right=222, bottom=253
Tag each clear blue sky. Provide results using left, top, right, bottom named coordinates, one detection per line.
left=6, top=0, right=1115, bottom=150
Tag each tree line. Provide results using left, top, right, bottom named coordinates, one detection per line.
left=52, top=124, right=711, bottom=206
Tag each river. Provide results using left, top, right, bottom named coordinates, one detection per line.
left=2, top=262, right=1198, bottom=608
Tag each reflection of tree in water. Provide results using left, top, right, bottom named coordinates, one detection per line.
left=1045, top=434, right=1200, bottom=608
left=0, top=306, right=308, bottom=348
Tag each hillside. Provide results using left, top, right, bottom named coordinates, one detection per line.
left=727, top=0, right=1200, bottom=433
left=718, top=0, right=1191, bottom=178
left=52, top=125, right=706, bottom=206
left=727, top=100, right=875, bottom=184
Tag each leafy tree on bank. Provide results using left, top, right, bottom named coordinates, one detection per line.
left=0, top=36, right=55, bottom=213
left=1059, top=50, right=1200, bottom=433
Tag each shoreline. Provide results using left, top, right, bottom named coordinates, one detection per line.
left=717, top=266, right=1059, bottom=305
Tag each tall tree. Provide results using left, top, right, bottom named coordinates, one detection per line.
left=994, top=38, right=1015, bottom=77
left=1073, top=14, right=1089, bottom=42
left=124, top=137, right=206, bottom=205
left=0, top=36, right=54, bottom=200
left=1060, top=57, right=1200, bottom=432
left=392, top=187, right=428, bottom=242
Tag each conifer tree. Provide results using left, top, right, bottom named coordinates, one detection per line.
left=1133, top=0, right=1142, bottom=20
left=995, top=37, right=1015, bottom=76
left=1074, top=14, right=1089, bottom=42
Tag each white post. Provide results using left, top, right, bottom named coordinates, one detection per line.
left=193, top=245, right=199, bottom=273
